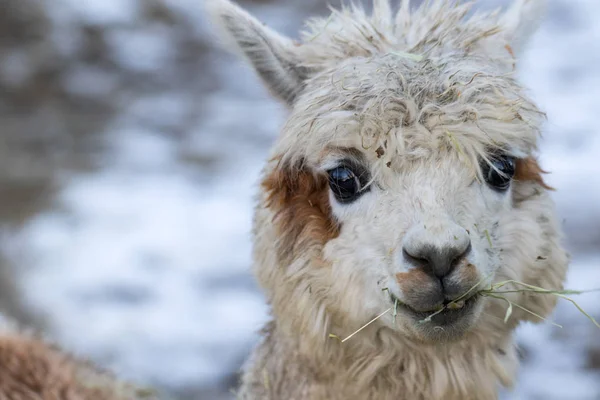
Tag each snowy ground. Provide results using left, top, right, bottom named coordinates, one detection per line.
left=0, top=0, right=598, bottom=399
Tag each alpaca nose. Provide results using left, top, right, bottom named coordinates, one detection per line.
left=403, top=242, right=471, bottom=278
left=402, top=222, right=471, bottom=279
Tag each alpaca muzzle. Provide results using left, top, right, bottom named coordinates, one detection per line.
left=393, top=220, right=483, bottom=324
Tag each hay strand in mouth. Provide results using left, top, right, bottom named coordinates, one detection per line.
left=418, top=277, right=600, bottom=329
left=480, top=280, right=600, bottom=329
left=482, top=292, right=563, bottom=328
left=329, top=307, right=392, bottom=343
left=503, top=298, right=513, bottom=323
left=418, top=272, right=495, bottom=323
left=418, top=305, right=446, bottom=324
left=341, top=307, right=392, bottom=343
left=330, top=280, right=599, bottom=344
left=450, top=272, right=494, bottom=304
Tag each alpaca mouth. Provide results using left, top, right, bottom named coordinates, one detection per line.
left=389, top=293, right=479, bottom=327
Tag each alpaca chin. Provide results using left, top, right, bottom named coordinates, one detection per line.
left=400, top=295, right=485, bottom=343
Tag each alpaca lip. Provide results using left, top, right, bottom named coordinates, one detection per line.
left=390, top=293, right=479, bottom=326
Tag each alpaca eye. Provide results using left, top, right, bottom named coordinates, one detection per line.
left=482, top=155, right=515, bottom=191
left=327, top=166, right=364, bottom=203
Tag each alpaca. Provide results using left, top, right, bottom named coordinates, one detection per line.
left=207, top=0, right=569, bottom=399
left=0, top=315, right=157, bottom=399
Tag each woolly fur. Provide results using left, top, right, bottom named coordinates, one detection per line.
left=0, top=315, right=158, bottom=399
left=207, top=0, right=568, bottom=399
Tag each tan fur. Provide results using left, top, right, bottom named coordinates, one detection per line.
left=261, top=162, right=340, bottom=265
left=396, top=269, right=442, bottom=311
left=450, top=261, right=480, bottom=286
left=207, top=0, right=569, bottom=399
left=514, top=156, right=553, bottom=190
left=0, top=317, right=157, bottom=399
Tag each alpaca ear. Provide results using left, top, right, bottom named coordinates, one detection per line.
left=206, top=0, right=310, bottom=105
left=499, top=0, right=547, bottom=56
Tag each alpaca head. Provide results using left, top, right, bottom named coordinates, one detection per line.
left=208, top=0, right=568, bottom=344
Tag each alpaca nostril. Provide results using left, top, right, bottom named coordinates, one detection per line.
left=402, top=248, right=429, bottom=266
left=449, top=242, right=472, bottom=266
left=402, top=247, right=431, bottom=270
left=403, top=241, right=471, bottom=279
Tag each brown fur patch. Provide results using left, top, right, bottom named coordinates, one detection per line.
left=452, top=262, right=479, bottom=285
left=262, top=163, right=340, bottom=264
left=396, top=269, right=443, bottom=312
left=514, top=157, right=553, bottom=190
left=0, top=334, right=119, bottom=399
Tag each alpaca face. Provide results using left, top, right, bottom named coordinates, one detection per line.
left=260, top=53, right=567, bottom=342
left=306, top=132, right=518, bottom=341
left=209, top=0, right=568, bottom=345
left=319, top=148, right=498, bottom=341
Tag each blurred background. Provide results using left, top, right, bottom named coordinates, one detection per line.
left=0, top=0, right=597, bottom=399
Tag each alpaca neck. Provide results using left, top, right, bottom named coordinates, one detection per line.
left=249, top=319, right=517, bottom=400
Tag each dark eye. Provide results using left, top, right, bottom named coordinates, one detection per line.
left=327, top=165, right=365, bottom=203
left=482, top=154, right=516, bottom=191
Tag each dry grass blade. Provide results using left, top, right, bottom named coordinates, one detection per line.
left=418, top=276, right=599, bottom=329
left=488, top=280, right=599, bottom=295
left=419, top=273, right=493, bottom=324
left=481, top=280, right=600, bottom=329
left=559, top=295, right=600, bottom=329
left=452, top=272, right=493, bottom=303
left=308, top=14, right=333, bottom=42
left=418, top=306, right=445, bottom=324
left=342, top=307, right=392, bottom=343
left=503, top=300, right=513, bottom=323
left=262, top=368, right=270, bottom=391
left=331, top=279, right=599, bottom=344
left=482, top=293, right=563, bottom=328
left=329, top=307, right=392, bottom=343
left=484, top=229, right=493, bottom=248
